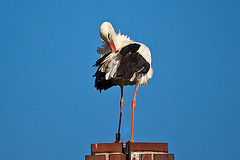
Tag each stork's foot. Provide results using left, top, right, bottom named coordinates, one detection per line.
left=113, top=140, right=122, bottom=143
left=113, top=133, right=121, bottom=143
left=113, top=139, right=122, bottom=143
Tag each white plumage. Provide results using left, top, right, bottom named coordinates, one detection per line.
left=93, top=22, right=153, bottom=142
left=95, top=22, right=153, bottom=86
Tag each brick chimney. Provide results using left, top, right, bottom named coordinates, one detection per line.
left=85, top=142, right=174, bottom=160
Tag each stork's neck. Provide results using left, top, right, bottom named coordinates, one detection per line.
left=114, top=33, right=133, bottom=50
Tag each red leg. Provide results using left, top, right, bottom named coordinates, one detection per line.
left=115, top=85, right=124, bottom=143
left=130, top=85, right=139, bottom=142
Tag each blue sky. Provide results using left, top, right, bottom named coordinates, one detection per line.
left=0, top=0, right=240, bottom=160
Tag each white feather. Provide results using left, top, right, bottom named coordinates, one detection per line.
left=96, top=22, right=153, bottom=86
left=105, top=54, right=122, bottom=80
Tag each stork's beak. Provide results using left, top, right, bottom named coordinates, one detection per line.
left=108, top=40, right=116, bottom=53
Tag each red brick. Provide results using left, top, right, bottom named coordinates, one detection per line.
left=91, top=143, right=123, bottom=154
left=142, top=154, right=152, bottom=160
left=154, top=154, right=174, bottom=160
left=127, top=142, right=168, bottom=153
left=109, top=154, right=126, bottom=160
left=85, top=155, right=106, bottom=160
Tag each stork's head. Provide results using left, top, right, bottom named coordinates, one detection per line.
left=100, top=22, right=116, bottom=53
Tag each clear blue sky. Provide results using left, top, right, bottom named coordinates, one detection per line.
left=0, top=0, right=239, bottom=160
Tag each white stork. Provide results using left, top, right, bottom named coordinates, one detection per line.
left=93, top=22, right=153, bottom=142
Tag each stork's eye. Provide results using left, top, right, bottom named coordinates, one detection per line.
left=108, top=33, right=111, bottom=40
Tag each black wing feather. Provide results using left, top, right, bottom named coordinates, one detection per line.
left=93, top=69, right=116, bottom=92
left=116, top=52, right=150, bottom=79
left=93, top=43, right=150, bottom=92
left=93, top=52, right=116, bottom=92
left=93, top=52, right=111, bottom=67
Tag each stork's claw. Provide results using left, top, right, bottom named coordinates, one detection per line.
left=113, top=133, right=121, bottom=143
left=113, top=140, right=120, bottom=143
